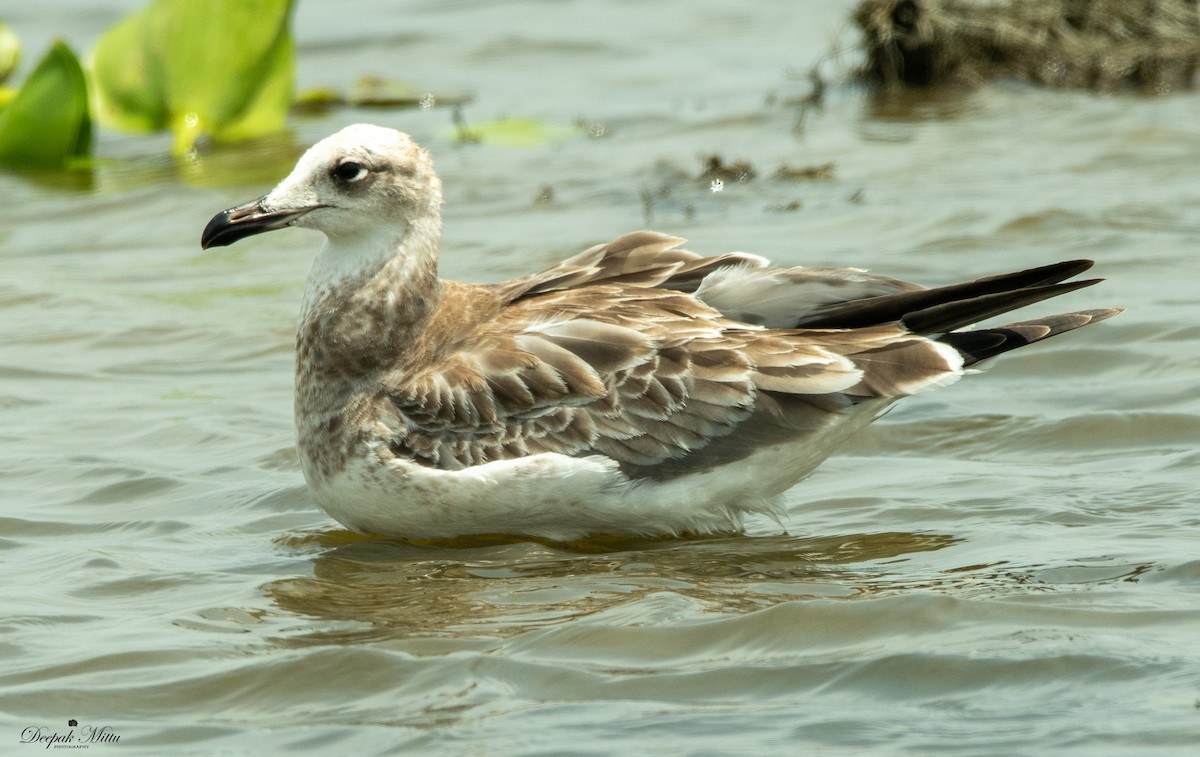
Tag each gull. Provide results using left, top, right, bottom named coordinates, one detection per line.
left=201, top=124, right=1120, bottom=541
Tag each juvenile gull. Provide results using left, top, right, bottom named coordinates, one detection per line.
left=201, top=124, right=1120, bottom=541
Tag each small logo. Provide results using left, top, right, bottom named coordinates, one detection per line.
left=67, top=720, right=77, bottom=727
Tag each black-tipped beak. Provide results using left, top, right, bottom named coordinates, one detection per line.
left=200, top=197, right=313, bottom=249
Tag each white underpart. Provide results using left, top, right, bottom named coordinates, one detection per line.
left=312, top=401, right=889, bottom=541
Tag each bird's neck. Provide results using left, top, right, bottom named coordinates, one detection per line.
left=298, top=214, right=443, bottom=379
left=303, top=214, right=441, bottom=316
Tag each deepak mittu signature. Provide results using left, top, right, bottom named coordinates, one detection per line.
left=19, top=720, right=121, bottom=749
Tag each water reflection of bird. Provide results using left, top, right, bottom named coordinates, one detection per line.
left=266, top=529, right=960, bottom=645
left=202, top=124, right=1120, bottom=542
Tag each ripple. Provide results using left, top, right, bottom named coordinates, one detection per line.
left=74, top=476, right=184, bottom=506
left=865, top=411, right=1200, bottom=459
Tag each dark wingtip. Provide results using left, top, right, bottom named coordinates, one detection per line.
left=1078, top=307, right=1125, bottom=322
left=1048, top=259, right=1095, bottom=280
left=797, top=259, right=1105, bottom=331
left=901, top=278, right=1104, bottom=335
left=941, top=307, right=1123, bottom=365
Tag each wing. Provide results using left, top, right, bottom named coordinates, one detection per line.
left=494, top=230, right=921, bottom=326
left=381, top=287, right=751, bottom=470
left=380, top=285, right=960, bottom=475
left=493, top=231, right=1107, bottom=334
left=380, top=231, right=1111, bottom=476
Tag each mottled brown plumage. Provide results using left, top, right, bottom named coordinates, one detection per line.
left=201, top=124, right=1120, bottom=540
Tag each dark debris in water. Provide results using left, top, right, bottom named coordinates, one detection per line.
left=697, top=155, right=756, bottom=184
left=775, top=162, right=837, bottom=181
left=854, top=0, right=1200, bottom=94
left=637, top=155, right=843, bottom=224
left=694, top=156, right=838, bottom=185
left=532, top=185, right=555, bottom=206
left=768, top=200, right=804, bottom=213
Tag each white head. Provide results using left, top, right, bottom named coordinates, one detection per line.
left=201, top=124, right=443, bottom=249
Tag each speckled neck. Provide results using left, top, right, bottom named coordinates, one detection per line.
left=292, top=212, right=443, bottom=484
left=298, top=214, right=442, bottom=373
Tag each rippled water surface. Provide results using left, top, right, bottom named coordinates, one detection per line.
left=3, top=1, right=1199, bottom=754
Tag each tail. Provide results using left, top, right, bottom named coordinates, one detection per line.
left=793, top=259, right=1121, bottom=365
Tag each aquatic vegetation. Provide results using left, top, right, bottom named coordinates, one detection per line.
left=90, top=0, right=296, bottom=154
left=0, top=21, right=19, bottom=85
left=0, top=21, right=20, bottom=110
left=0, top=1, right=295, bottom=169
left=0, top=2, right=463, bottom=174
left=855, top=0, right=1200, bottom=93
left=0, top=40, right=91, bottom=169
left=451, top=116, right=582, bottom=147
left=293, top=76, right=471, bottom=115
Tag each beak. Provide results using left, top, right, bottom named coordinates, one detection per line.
left=200, top=197, right=315, bottom=249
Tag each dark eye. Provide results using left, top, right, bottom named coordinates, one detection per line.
left=333, top=161, right=368, bottom=183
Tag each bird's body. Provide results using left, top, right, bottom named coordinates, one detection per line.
left=202, top=124, right=1119, bottom=541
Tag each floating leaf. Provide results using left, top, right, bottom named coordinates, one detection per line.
left=0, top=39, right=91, bottom=169
left=292, top=79, right=471, bottom=116
left=292, top=86, right=343, bottom=115
left=347, top=76, right=470, bottom=109
left=0, top=21, right=20, bottom=84
left=349, top=76, right=425, bottom=107
left=90, top=0, right=296, bottom=154
left=452, top=117, right=582, bottom=148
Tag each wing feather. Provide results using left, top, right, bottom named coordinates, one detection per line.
left=377, top=233, right=1110, bottom=476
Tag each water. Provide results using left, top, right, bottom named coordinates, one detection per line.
left=3, top=1, right=1199, bottom=754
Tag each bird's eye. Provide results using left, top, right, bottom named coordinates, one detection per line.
left=332, top=161, right=368, bottom=183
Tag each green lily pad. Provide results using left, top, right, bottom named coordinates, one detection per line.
left=90, top=0, right=296, bottom=154
left=0, top=39, right=91, bottom=169
left=0, top=21, right=20, bottom=85
left=453, top=117, right=582, bottom=148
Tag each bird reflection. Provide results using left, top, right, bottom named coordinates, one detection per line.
left=264, top=529, right=960, bottom=646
